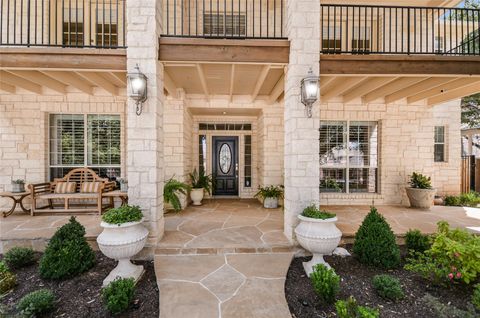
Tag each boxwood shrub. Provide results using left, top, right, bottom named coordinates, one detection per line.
left=102, top=278, right=136, bottom=315
left=4, top=247, right=35, bottom=269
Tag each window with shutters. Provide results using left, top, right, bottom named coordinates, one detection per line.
left=203, top=14, right=246, bottom=37
left=320, top=121, right=378, bottom=193
left=49, top=114, right=121, bottom=180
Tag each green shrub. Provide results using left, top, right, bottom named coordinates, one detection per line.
left=444, top=195, right=462, bottom=206
left=310, top=264, right=340, bottom=304
left=353, top=206, right=400, bottom=269
left=409, top=172, right=432, bottom=189
left=422, top=293, right=478, bottom=318
left=254, top=185, right=284, bottom=199
left=39, top=217, right=95, bottom=280
left=335, top=296, right=379, bottom=318
left=102, top=205, right=143, bottom=225
left=17, top=289, right=55, bottom=317
left=405, top=229, right=431, bottom=255
left=102, top=278, right=135, bottom=315
left=4, top=247, right=35, bottom=269
left=0, top=271, right=16, bottom=294
left=372, top=274, right=404, bottom=301
left=302, top=205, right=336, bottom=219
left=189, top=169, right=213, bottom=194
left=444, top=192, right=480, bottom=207
left=0, top=261, right=9, bottom=275
left=164, top=177, right=191, bottom=211
left=473, top=284, right=480, bottom=311
left=405, top=221, right=480, bottom=285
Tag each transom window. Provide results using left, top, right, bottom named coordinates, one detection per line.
left=49, top=114, right=121, bottom=180
left=320, top=121, right=378, bottom=193
left=434, top=126, right=446, bottom=162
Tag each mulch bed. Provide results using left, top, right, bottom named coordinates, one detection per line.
left=1, top=252, right=159, bottom=318
left=286, top=251, right=476, bottom=318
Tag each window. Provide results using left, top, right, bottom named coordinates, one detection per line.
left=352, top=26, right=371, bottom=52
left=63, top=7, right=84, bottom=46
left=199, top=135, right=207, bottom=174
left=434, top=126, right=446, bottom=162
left=322, top=26, right=341, bottom=53
left=319, top=121, right=378, bottom=193
left=49, top=114, right=121, bottom=180
left=96, top=6, right=118, bottom=46
left=198, top=123, right=251, bottom=131
left=203, top=14, right=246, bottom=37
left=244, top=135, right=252, bottom=187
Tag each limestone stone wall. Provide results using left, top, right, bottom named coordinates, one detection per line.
left=0, top=88, right=126, bottom=209
left=319, top=98, right=461, bottom=206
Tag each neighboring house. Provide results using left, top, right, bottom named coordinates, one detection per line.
left=0, top=0, right=479, bottom=248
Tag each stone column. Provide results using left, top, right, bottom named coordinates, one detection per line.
left=283, top=0, right=321, bottom=242
left=126, top=0, right=165, bottom=248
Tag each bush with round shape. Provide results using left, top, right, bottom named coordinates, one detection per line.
left=17, top=289, right=55, bottom=317
left=372, top=274, right=404, bottom=301
left=4, top=247, right=35, bottom=269
left=335, top=296, right=379, bottom=318
left=102, top=277, right=135, bottom=315
left=102, top=205, right=143, bottom=225
left=39, top=217, right=95, bottom=280
left=405, top=229, right=431, bottom=255
left=353, top=206, right=400, bottom=269
left=310, top=264, right=340, bottom=304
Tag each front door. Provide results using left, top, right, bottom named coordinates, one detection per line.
left=212, top=136, right=238, bottom=195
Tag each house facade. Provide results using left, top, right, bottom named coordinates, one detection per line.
left=1, top=0, right=479, bottom=249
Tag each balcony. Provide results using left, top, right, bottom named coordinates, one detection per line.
left=0, top=0, right=126, bottom=48
left=320, top=4, right=479, bottom=56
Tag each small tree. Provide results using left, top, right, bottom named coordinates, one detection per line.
left=353, top=207, right=400, bottom=269
left=39, top=217, right=95, bottom=279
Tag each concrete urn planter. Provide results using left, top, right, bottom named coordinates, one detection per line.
left=11, top=183, right=25, bottom=193
left=406, top=187, right=436, bottom=209
left=295, top=215, right=342, bottom=276
left=190, top=188, right=204, bottom=205
left=97, top=219, right=149, bottom=286
left=263, top=197, right=279, bottom=209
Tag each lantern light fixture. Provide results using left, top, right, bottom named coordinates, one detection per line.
left=127, top=64, right=148, bottom=115
left=300, top=68, right=320, bottom=118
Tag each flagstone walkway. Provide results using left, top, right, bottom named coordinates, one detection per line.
left=154, top=199, right=294, bottom=318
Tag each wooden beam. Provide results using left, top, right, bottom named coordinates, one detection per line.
left=0, top=71, right=42, bottom=94
left=9, top=70, right=67, bottom=94
left=268, top=75, right=284, bottom=105
left=251, top=65, right=271, bottom=102
left=111, top=72, right=127, bottom=85
left=76, top=72, right=119, bottom=95
left=41, top=71, right=94, bottom=95
left=407, top=78, right=479, bottom=104
left=163, top=71, right=178, bottom=98
left=0, top=82, right=15, bottom=94
left=321, top=77, right=365, bottom=102
left=320, top=55, right=480, bottom=76
left=0, top=48, right=126, bottom=71
left=342, top=77, right=396, bottom=103
left=363, top=77, right=426, bottom=103
left=229, top=64, right=235, bottom=102
left=428, top=81, right=480, bottom=106
left=159, top=38, right=289, bottom=64
left=196, top=64, right=209, bottom=101
left=100, top=72, right=127, bottom=87
left=320, top=76, right=335, bottom=88
left=385, top=77, right=456, bottom=104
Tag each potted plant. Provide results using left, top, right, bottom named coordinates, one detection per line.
left=406, top=172, right=436, bottom=209
left=96, top=205, right=149, bottom=286
left=164, top=177, right=191, bottom=212
left=294, top=204, right=342, bottom=275
left=254, top=185, right=284, bottom=208
left=188, top=169, right=213, bottom=205
left=117, top=178, right=128, bottom=192
left=11, top=179, right=25, bottom=193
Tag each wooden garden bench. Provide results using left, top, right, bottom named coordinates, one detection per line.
left=28, top=168, right=116, bottom=215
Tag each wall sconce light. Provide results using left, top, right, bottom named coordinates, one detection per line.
left=127, top=64, right=148, bottom=115
left=300, top=68, right=320, bottom=118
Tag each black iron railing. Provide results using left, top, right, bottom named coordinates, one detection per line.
left=162, top=0, right=285, bottom=39
left=0, top=0, right=126, bottom=48
left=320, top=4, right=480, bottom=55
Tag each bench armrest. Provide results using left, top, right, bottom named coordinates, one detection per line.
left=28, top=183, right=53, bottom=198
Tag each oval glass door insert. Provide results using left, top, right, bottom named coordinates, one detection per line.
left=219, top=143, right=232, bottom=174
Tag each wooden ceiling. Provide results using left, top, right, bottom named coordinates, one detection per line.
left=164, top=62, right=285, bottom=104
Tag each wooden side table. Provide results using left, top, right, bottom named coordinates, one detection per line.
left=1, top=191, right=31, bottom=217
left=102, top=190, right=129, bottom=207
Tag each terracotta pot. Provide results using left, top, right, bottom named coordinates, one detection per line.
left=295, top=215, right=342, bottom=275
left=97, top=219, right=149, bottom=286
left=190, top=188, right=204, bottom=206
left=406, top=187, right=436, bottom=209
left=263, top=197, right=279, bottom=209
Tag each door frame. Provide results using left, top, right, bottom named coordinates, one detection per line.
left=212, top=136, right=239, bottom=196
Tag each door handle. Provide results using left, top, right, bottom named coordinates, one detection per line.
left=235, top=163, right=239, bottom=179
